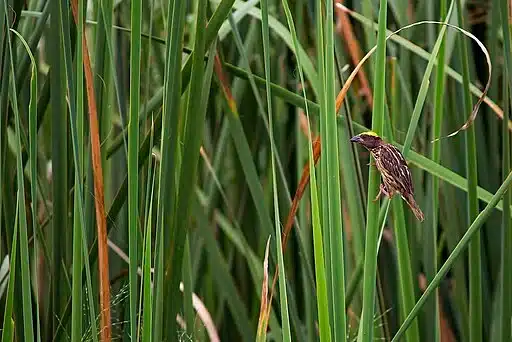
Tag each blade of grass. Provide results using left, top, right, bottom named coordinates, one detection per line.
left=256, top=237, right=272, bottom=342
left=314, top=2, right=333, bottom=336
left=182, top=235, right=195, bottom=336
left=315, top=0, right=330, bottom=289
left=499, top=0, right=512, bottom=113
left=6, top=19, right=35, bottom=342
left=393, top=169, right=512, bottom=341
left=72, top=0, right=84, bottom=338
left=487, top=0, right=502, bottom=191
left=153, top=0, right=187, bottom=338
left=71, top=1, right=85, bottom=334
left=15, top=2, right=49, bottom=95
left=128, top=0, right=143, bottom=337
left=357, top=0, right=387, bottom=340
left=53, top=1, right=100, bottom=340
left=141, top=156, right=155, bottom=342
left=394, top=207, right=420, bottom=336
left=454, top=1, right=481, bottom=341
left=260, top=0, right=291, bottom=339
left=309, top=138, right=332, bottom=342
left=70, top=0, right=112, bottom=338
left=324, top=0, right=347, bottom=340
left=499, top=71, right=511, bottom=342
left=48, top=0, right=69, bottom=334
left=9, top=22, right=42, bottom=341
left=385, top=62, right=421, bottom=342
left=137, top=112, right=156, bottom=341
left=0, top=1, right=4, bottom=297
left=499, top=0, right=512, bottom=340
left=1, top=194, right=18, bottom=342
left=423, top=0, right=448, bottom=340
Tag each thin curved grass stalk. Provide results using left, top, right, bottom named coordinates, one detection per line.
left=341, top=3, right=507, bottom=129
left=335, top=4, right=491, bottom=143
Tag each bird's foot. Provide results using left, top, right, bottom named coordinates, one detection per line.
left=373, top=183, right=389, bottom=202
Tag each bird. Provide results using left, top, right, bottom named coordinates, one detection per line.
left=350, top=131, right=424, bottom=222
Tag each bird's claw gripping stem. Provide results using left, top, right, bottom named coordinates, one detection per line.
left=373, top=183, right=390, bottom=202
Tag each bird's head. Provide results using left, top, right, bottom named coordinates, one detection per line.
left=350, top=131, right=383, bottom=150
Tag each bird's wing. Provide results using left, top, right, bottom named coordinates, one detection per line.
left=379, top=144, right=414, bottom=194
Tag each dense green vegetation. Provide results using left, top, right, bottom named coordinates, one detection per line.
left=1, top=0, right=511, bottom=341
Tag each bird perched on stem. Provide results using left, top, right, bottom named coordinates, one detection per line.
left=350, top=131, right=424, bottom=222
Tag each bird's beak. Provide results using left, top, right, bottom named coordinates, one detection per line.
left=350, top=136, right=362, bottom=143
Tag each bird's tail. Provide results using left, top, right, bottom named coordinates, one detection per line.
left=405, top=194, right=424, bottom=222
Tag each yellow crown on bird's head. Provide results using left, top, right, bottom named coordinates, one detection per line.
left=359, top=130, right=379, bottom=137
left=350, top=131, right=383, bottom=147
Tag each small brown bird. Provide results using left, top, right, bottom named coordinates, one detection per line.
left=350, top=131, right=424, bottom=222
